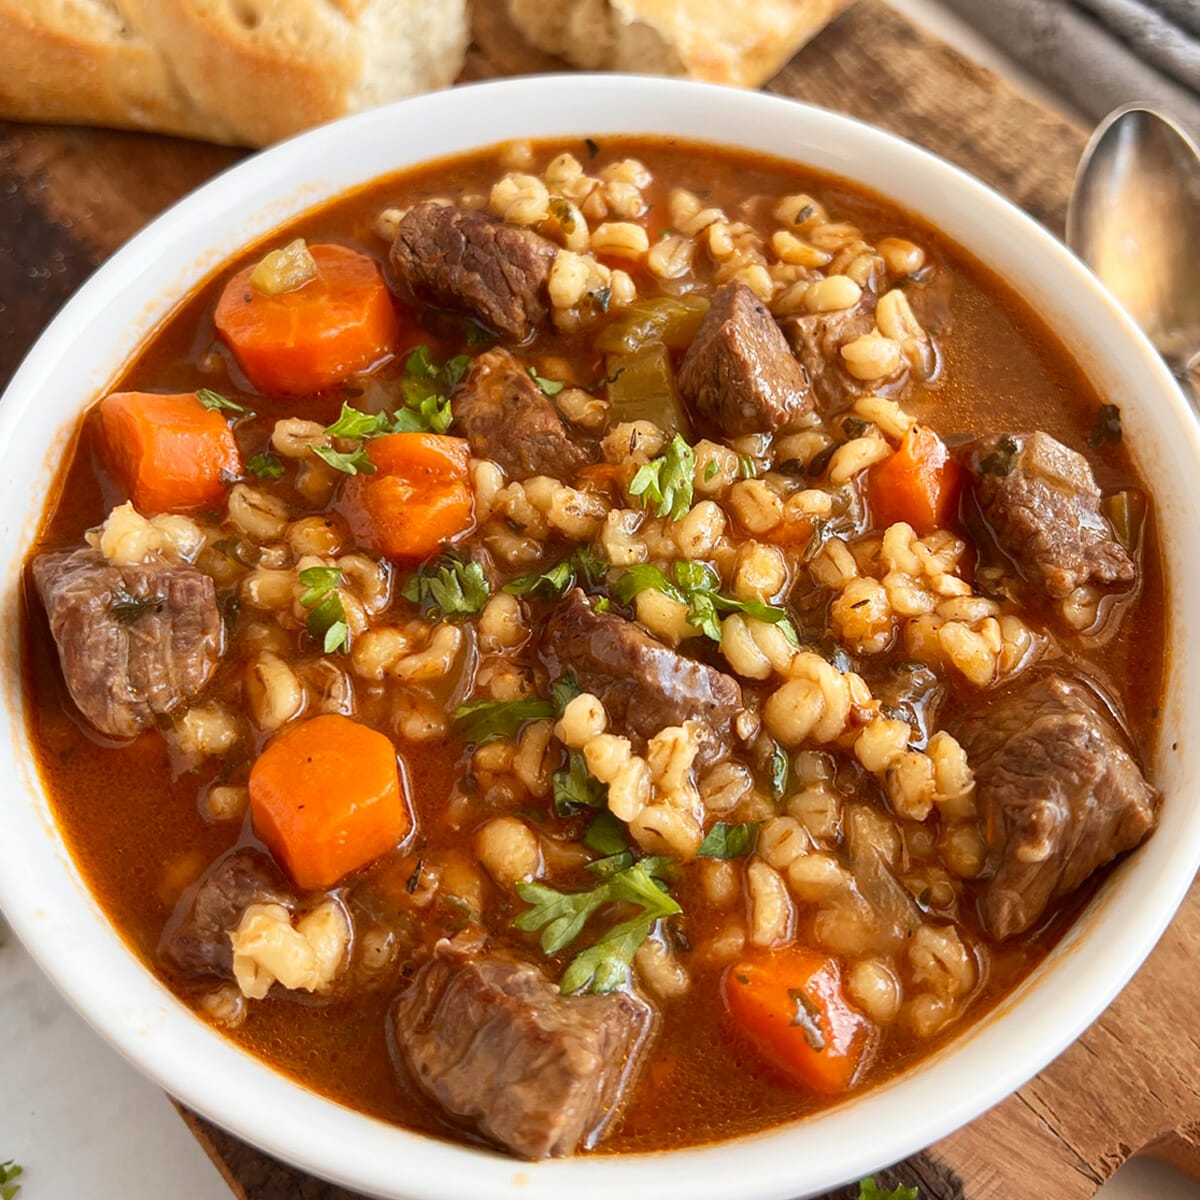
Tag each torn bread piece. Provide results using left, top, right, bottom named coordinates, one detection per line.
left=0, top=0, right=468, bottom=147
left=505, top=0, right=856, bottom=87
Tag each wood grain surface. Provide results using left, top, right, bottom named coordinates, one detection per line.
left=1, top=2, right=1196, bottom=1197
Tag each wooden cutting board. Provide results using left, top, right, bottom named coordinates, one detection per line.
left=2, top=3, right=1197, bottom=1197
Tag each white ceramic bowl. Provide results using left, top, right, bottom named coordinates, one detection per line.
left=1, top=76, right=1197, bottom=1200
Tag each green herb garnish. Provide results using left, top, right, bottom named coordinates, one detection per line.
left=298, top=565, right=349, bottom=653
left=629, top=433, right=696, bottom=521
left=109, top=585, right=163, bottom=625
left=398, top=345, right=467, bottom=432
left=978, top=434, right=1019, bottom=478
left=315, top=348, right=466, bottom=469
left=311, top=443, right=377, bottom=476
left=401, top=555, right=490, bottom=617
left=0, top=1161, right=22, bottom=1200
left=858, top=1179, right=919, bottom=1200
left=196, top=387, right=253, bottom=416
left=453, top=697, right=556, bottom=744
left=584, top=809, right=629, bottom=857
left=614, top=560, right=798, bottom=646
left=697, top=822, right=759, bottom=860
left=527, top=366, right=566, bottom=396
left=769, top=745, right=790, bottom=801
left=324, top=402, right=393, bottom=440
left=246, top=451, right=284, bottom=480
left=553, top=750, right=607, bottom=816
left=515, top=857, right=679, bottom=994
left=504, top=546, right=607, bottom=598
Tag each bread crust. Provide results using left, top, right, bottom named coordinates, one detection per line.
left=506, top=0, right=856, bottom=87
left=0, top=1, right=231, bottom=141
left=0, top=0, right=467, bottom=147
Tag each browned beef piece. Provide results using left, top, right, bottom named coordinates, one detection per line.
left=780, top=295, right=892, bottom=412
left=676, top=282, right=813, bottom=435
left=959, top=673, right=1158, bottom=940
left=965, top=432, right=1136, bottom=599
left=390, top=202, right=556, bottom=341
left=32, top=549, right=222, bottom=740
left=391, top=948, right=653, bottom=1158
left=158, top=850, right=293, bottom=979
left=454, top=347, right=591, bottom=480
left=545, top=589, right=742, bottom=754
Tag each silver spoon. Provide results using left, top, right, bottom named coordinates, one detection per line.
left=1067, top=104, right=1200, bottom=407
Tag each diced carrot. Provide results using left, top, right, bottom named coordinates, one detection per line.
left=868, top=424, right=963, bottom=535
left=98, top=390, right=241, bottom=514
left=338, top=433, right=475, bottom=561
left=724, top=950, right=874, bottom=1095
left=214, top=243, right=399, bottom=396
left=766, top=514, right=814, bottom=547
left=577, top=462, right=631, bottom=491
left=249, top=713, right=411, bottom=891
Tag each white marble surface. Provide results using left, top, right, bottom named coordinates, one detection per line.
left=2, top=4, right=1198, bottom=1199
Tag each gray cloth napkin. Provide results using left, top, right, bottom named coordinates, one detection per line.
left=936, top=0, right=1200, bottom=140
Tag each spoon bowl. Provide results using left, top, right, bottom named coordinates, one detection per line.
left=1068, top=104, right=1200, bottom=377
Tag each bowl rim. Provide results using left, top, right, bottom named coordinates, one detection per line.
left=2, top=73, right=1198, bottom=1200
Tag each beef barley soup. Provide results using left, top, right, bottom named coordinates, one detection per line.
left=22, top=136, right=1164, bottom=1159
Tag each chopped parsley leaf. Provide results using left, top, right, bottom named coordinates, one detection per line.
left=515, top=857, right=679, bottom=994
left=978, top=434, right=1019, bottom=477
left=401, top=555, right=490, bottom=617
left=298, top=566, right=349, bottom=653
left=453, top=697, right=556, bottom=744
left=0, top=1161, right=22, bottom=1200
left=246, top=451, right=284, bottom=480
left=858, top=1179, right=919, bottom=1200
left=629, top=433, right=695, bottom=521
left=697, top=821, right=759, bottom=859
left=550, top=673, right=581, bottom=715
left=614, top=560, right=798, bottom=646
left=324, top=402, right=392, bottom=440
left=553, top=750, right=607, bottom=816
left=109, top=585, right=163, bottom=625
left=583, top=809, right=629, bottom=856
left=527, top=366, right=566, bottom=396
left=504, top=546, right=607, bottom=598
left=311, top=443, right=376, bottom=476
left=196, top=387, right=253, bottom=416
left=769, top=745, right=790, bottom=801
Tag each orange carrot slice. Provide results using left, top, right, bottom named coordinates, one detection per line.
left=214, top=243, right=398, bottom=396
left=98, top=390, right=241, bottom=514
left=249, top=713, right=411, bottom=891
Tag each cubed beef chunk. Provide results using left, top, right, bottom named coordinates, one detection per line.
left=677, top=282, right=813, bottom=435
left=390, top=202, right=556, bottom=341
left=544, top=589, right=742, bottom=756
left=780, top=294, right=892, bottom=412
left=965, top=431, right=1136, bottom=598
left=454, top=347, right=591, bottom=480
left=959, top=673, right=1158, bottom=940
left=391, top=948, right=653, bottom=1159
left=158, top=850, right=293, bottom=980
left=32, top=549, right=222, bottom=740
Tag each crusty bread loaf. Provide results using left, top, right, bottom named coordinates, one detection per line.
left=505, top=0, right=856, bottom=87
left=0, top=0, right=468, bottom=147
